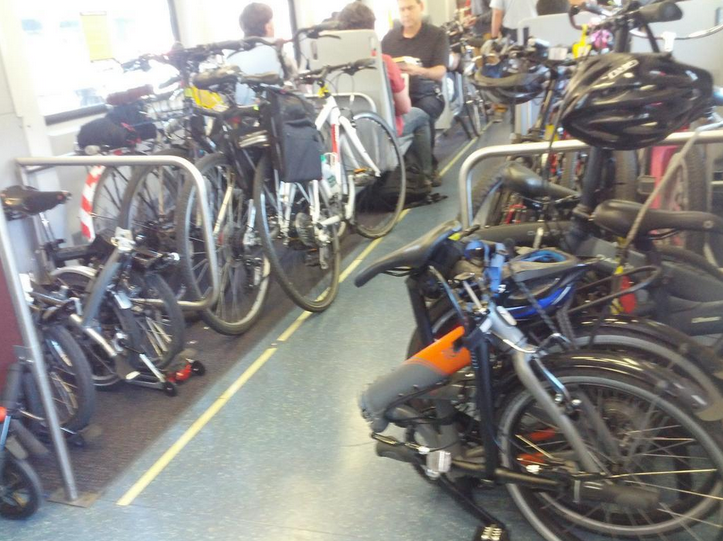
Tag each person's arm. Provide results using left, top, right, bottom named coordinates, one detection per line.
left=491, top=8, right=503, bottom=37
left=383, top=55, right=411, bottom=114
left=399, top=63, right=446, bottom=82
left=489, top=0, right=505, bottom=38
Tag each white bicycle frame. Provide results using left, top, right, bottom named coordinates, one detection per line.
left=314, top=93, right=383, bottom=223
left=269, top=91, right=384, bottom=250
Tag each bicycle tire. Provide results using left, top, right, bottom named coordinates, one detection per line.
left=463, top=158, right=509, bottom=226
left=465, top=88, right=483, bottom=137
left=0, top=456, right=43, bottom=519
left=499, top=370, right=723, bottom=540
left=120, top=271, right=185, bottom=371
left=22, top=325, right=97, bottom=433
left=254, top=153, right=341, bottom=312
left=176, top=152, right=270, bottom=335
left=345, top=111, right=406, bottom=239
left=639, top=146, right=708, bottom=255
left=119, top=147, right=189, bottom=297
left=90, top=165, right=135, bottom=237
left=52, top=270, right=124, bottom=389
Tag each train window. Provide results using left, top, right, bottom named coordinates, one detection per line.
left=16, top=0, right=175, bottom=117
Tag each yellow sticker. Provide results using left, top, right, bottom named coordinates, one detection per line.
left=81, top=13, right=113, bottom=61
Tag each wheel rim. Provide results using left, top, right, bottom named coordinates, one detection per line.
left=257, top=163, right=339, bottom=309
left=92, top=166, right=133, bottom=235
left=184, top=161, right=270, bottom=328
left=43, top=336, right=81, bottom=424
left=345, top=115, right=405, bottom=238
left=0, top=465, right=34, bottom=517
left=502, top=376, right=723, bottom=539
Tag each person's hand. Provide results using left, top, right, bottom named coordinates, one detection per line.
left=399, top=63, right=426, bottom=77
left=463, top=15, right=477, bottom=28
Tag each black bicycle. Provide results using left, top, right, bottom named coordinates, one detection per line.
left=355, top=220, right=723, bottom=541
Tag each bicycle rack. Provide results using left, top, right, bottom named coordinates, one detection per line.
left=16, top=155, right=220, bottom=311
left=0, top=155, right=219, bottom=505
left=458, top=128, right=723, bottom=229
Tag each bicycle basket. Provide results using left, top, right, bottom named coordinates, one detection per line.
left=264, top=89, right=324, bottom=184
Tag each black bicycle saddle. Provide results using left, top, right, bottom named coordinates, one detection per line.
left=1, top=185, right=70, bottom=219
left=355, top=220, right=462, bottom=287
left=500, top=161, right=578, bottom=200
left=193, top=65, right=241, bottom=90
left=593, top=199, right=723, bottom=238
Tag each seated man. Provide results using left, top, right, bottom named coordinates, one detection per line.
left=381, top=0, right=449, bottom=147
left=227, top=2, right=298, bottom=105
left=337, top=2, right=436, bottom=192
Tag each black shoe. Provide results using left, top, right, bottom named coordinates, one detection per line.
left=430, top=171, right=442, bottom=187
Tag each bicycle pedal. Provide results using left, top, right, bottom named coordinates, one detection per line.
left=473, top=524, right=509, bottom=541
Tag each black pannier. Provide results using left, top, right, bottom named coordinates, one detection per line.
left=265, top=89, right=324, bottom=184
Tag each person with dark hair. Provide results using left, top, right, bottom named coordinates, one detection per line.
left=381, top=0, right=450, bottom=137
left=239, top=2, right=274, bottom=38
left=338, top=1, right=436, bottom=192
left=227, top=3, right=298, bottom=105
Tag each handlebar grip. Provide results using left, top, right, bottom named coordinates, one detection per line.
left=1, top=363, right=24, bottom=410
left=638, top=1, right=683, bottom=24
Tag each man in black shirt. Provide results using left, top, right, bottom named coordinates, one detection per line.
left=382, top=0, right=450, bottom=135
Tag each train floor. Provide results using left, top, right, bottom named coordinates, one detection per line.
left=2, top=120, right=548, bottom=541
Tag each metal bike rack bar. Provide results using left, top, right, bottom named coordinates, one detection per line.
left=458, top=129, right=723, bottom=229
left=16, top=155, right=219, bottom=311
left=0, top=209, right=79, bottom=502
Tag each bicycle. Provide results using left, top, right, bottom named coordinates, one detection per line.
left=355, top=221, right=723, bottom=541
left=457, top=0, right=723, bottom=352
left=2, top=185, right=190, bottom=395
left=0, top=363, right=46, bottom=520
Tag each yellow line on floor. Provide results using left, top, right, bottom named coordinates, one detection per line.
left=116, top=346, right=278, bottom=506
left=276, top=310, right=312, bottom=342
left=338, top=209, right=410, bottom=284
left=116, top=210, right=410, bottom=507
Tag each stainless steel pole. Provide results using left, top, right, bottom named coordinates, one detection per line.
left=0, top=208, right=78, bottom=501
left=458, top=129, right=723, bottom=228
left=16, top=155, right=219, bottom=311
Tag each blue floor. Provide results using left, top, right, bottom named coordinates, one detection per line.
left=2, top=125, right=543, bottom=540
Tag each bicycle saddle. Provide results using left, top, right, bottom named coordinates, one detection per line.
left=1, top=185, right=70, bottom=218
left=593, top=199, right=723, bottom=238
left=193, top=66, right=241, bottom=90
left=239, top=72, right=284, bottom=86
left=355, top=220, right=462, bottom=287
left=500, top=161, right=578, bottom=200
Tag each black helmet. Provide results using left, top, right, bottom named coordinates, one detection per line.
left=474, top=44, right=549, bottom=105
left=560, top=53, right=712, bottom=151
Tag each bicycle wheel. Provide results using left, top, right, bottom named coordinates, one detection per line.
left=640, top=146, right=708, bottom=254
left=176, top=152, right=270, bottom=335
left=464, top=83, right=483, bottom=137
left=343, top=111, right=406, bottom=239
left=254, top=153, right=340, bottom=312
left=22, top=325, right=96, bottom=433
left=89, top=165, right=134, bottom=236
left=118, top=271, right=185, bottom=371
left=52, top=271, right=123, bottom=389
left=0, top=456, right=42, bottom=519
left=500, top=369, right=723, bottom=541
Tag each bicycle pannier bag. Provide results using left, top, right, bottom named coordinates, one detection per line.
left=266, top=90, right=324, bottom=184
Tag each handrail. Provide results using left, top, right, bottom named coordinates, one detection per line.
left=0, top=209, right=79, bottom=502
left=16, top=155, right=219, bottom=311
left=458, top=129, right=723, bottom=228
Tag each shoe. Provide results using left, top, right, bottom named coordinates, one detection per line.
left=430, top=171, right=442, bottom=187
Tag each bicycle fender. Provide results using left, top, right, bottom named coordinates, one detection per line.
left=540, top=349, right=723, bottom=422
left=5, top=435, right=29, bottom=461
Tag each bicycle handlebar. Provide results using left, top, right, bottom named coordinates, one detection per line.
left=297, top=58, right=376, bottom=83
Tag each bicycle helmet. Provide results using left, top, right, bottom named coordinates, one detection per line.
left=474, top=43, right=549, bottom=105
left=501, top=249, right=582, bottom=320
left=560, top=53, right=713, bottom=151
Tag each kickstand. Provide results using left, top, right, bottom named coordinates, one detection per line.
left=437, top=476, right=510, bottom=540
